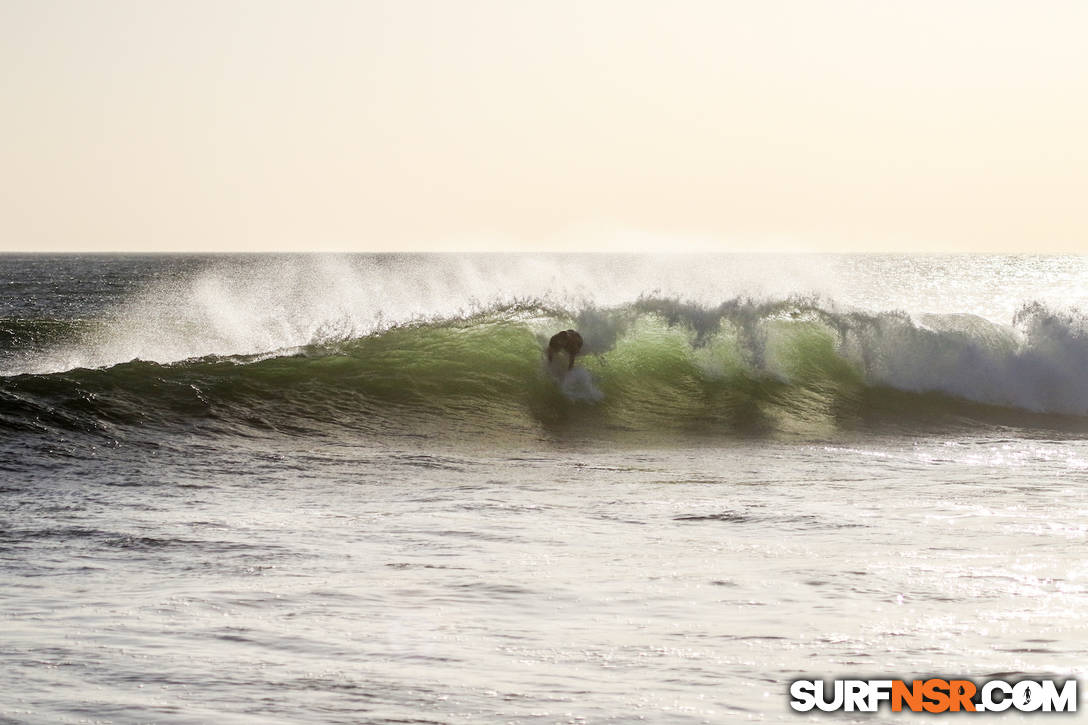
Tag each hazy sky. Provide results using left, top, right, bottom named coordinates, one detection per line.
left=1, top=0, right=1086, bottom=252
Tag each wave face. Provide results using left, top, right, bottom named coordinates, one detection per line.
left=5, top=289, right=1088, bottom=445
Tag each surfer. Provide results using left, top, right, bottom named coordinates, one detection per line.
left=547, top=329, right=583, bottom=370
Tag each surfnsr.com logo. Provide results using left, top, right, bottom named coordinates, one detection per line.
left=789, top=678, right=1077, bottom=713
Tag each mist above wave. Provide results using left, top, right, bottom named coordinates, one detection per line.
left=5, top=254, right=1088, bottom=420
left=13, top=253, right=1088, bottom=376
left=9, top=254, right=837, bottom=374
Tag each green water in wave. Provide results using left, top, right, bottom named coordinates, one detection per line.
left=6, top=304, right=1088, bottom=443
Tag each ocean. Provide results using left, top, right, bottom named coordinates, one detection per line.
left=1, top=253, right=1086, bottom=723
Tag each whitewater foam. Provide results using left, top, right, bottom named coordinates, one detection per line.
left=557, top=368, right=605, bottom=403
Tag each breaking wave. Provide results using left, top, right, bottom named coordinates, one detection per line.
left=4, top=296, right=1088, bottom=445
